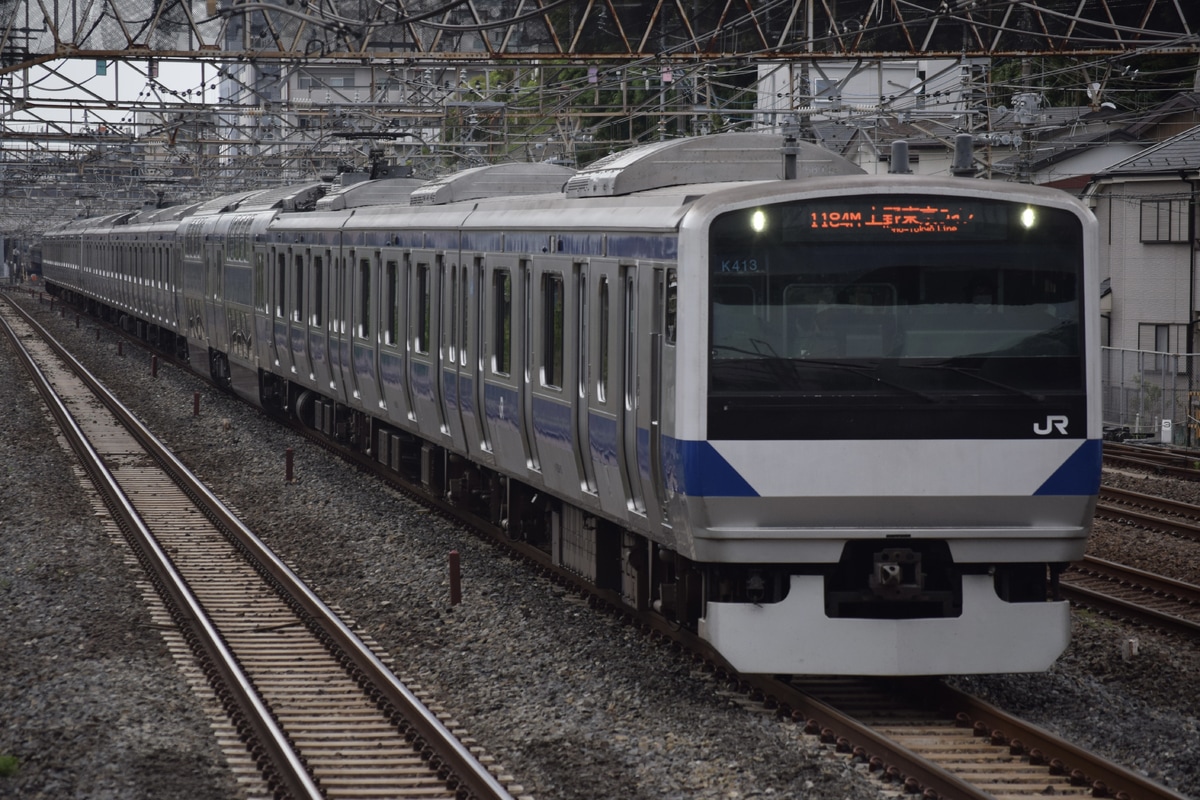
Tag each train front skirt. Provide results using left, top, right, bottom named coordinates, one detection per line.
left=700, top=573, right=1071, bottom=675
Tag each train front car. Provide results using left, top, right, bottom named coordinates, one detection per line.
left=671, top=176, right=1100, bottom=675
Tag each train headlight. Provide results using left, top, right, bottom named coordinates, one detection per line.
left=750, top=209, right=766, bottom=233
left=1020, top=206, right=1037, bottom=229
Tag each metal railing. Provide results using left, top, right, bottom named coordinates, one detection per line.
left=1102, top=347, right=1200, bottom=445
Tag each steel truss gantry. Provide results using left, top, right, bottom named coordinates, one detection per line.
left=2, top=1, right=1200, bottom=234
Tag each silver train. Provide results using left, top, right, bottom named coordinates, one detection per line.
left=41, top=133, right=1101, bottom=675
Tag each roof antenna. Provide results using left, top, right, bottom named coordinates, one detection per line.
left=889, top=140, right=912, bottom=174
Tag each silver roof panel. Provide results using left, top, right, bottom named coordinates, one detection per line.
left=564, top=132, right=863, bottom=198
left=409, top=162, right=575, bottom=206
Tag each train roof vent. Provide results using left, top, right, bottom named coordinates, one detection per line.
left=409, top=162, right=575, bottom=206
left=244, top=181, right=328, bottom=212
left=564, top=132, right=862, bottom=198
left=316, top=178, right=427, bottom=211
left=130, top=201, right=205, bottom=225
left=193, top=190, right=262, bottom=216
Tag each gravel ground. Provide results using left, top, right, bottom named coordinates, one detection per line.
left=3, top=287, right=1199, bottom=799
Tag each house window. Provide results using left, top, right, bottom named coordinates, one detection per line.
left=297, top=69, right=357, bottom=89
left=1140, top=199, right=1189, bottom=243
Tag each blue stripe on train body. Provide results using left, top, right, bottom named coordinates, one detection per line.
left=380, top=352, right=403, bottom=389
left=410, top=361, right=434, bottom=402
left=1033, top=439, right=1102, bottom=496
left=483, top=383, right=520, bottom=436
left=532, top=395, right=573, bottom=453
left=352, top=342, right=376, bottom=383
left=588, top=415, right=618, bottom=468
left=442, top=368, right=459, bottom=411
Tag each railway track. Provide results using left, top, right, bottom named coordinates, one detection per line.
left=14, top=287, right=1194, bottom=800
left=1060, top=557, right=1200, bottom=639
left=745, top=676, right=1191, bottom=800
left=1103, top=442, right=1200, bottom=480
left=0, top=294, right=519, bottom=799
left=1098, top=485, right=1200, bottom=543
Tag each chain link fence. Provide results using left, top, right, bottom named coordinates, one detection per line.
left=1102, top=347, right=1200, bottom=445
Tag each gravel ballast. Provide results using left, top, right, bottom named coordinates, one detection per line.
left=3, top=289, right=1198, bottom=799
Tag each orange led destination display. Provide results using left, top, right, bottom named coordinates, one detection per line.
left=808, top=203, right=975, bottom=235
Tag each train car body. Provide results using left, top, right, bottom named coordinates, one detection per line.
left=40, top=134, right=1101, bottom=676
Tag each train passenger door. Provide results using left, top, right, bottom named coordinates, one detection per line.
left=307, top=250, right=333, bottom=393
left=646, top=266, right=671, bottom=530
left=204, top=238, right=226, bottom=357
left=520, top=259, right=541, bottom=473
left=575, top=264, right=598, bottom=500
left=351, top=251, right=382, bottom=411
left=472, top=257, right=495, bottom=460
left=407, top=251, right=447, bottom=441
left=268, top=246, right=292, bottom=376
left=586, top=262, right=627, bottom=523
left=289, top=248, right=311, bottom=383
left=378, top=253, right=411, bottom=425
left=482, top=257, right=529, bottom=478
left=441, top=258, right=468, bottom=453
left=327, top=251, right=350, bottom=405
left=252, top=247, right=270, bottom=370
left=339, top=249, right=363, bottom=406
left=620, top=264, right=645, bottom=516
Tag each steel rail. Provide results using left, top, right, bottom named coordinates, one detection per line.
left=0, top=297, right=322, bottom=799
left=3, top=293, right=517, bottom=800
left=928, top=681, right=1193, bottom=800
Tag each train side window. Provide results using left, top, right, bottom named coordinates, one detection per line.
left=493, top=269, right=512, bottom=375
left=356, top=257, right=371, bottom=340
left=384, top=260, right=398, bottom=345
left=293, top=254, right=304, bottom=323
left=415, top=263, right=430, bottom=354
left=275, top=252, right=286, bottom=319
left=542, top=272, right=564, bottom=390
left=311, top=255, right=324, bottom=327
left=597, top=276, right=609, bottom=403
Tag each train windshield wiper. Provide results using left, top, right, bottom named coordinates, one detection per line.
left=910, top=361, right=1045, bottom=401
left=793, top=358, right=939, bottom=402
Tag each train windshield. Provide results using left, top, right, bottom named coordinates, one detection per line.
left=707, top=194, right=1087, bottom=440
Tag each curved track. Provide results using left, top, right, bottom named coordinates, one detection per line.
left=731, top=676, right=1191, bottom=800
left=13, top=287, right=1190, bottom=800
left=1104, top=442, right=1200, bottom=481
left=1097, top=486, right=1200, bottom=543
left=1060, top=557, right=1200, bottom=639
left=0, top=293, right=518, bottom=800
